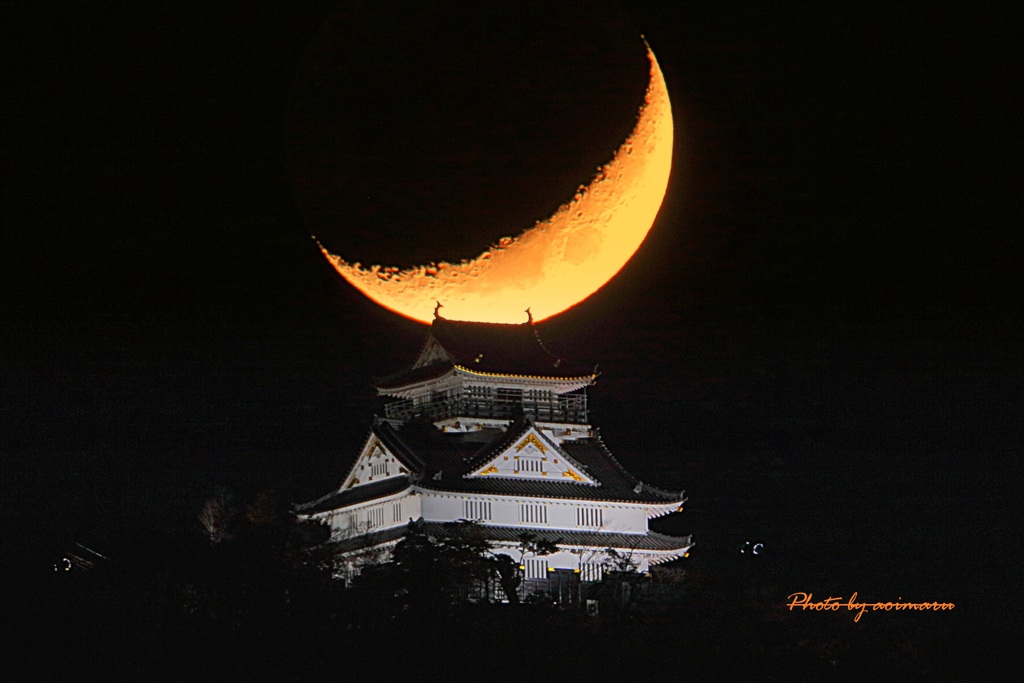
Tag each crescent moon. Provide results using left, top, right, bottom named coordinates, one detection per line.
left=320, top=45, right=673, bottom=324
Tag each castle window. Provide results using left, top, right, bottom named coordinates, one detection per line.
left=519, top=503, right=548, bottom=524
left=367, top=506, right=385, bottom=529
left=392, top=502, right=402, bottom=523
left=519, top=458, right=542, bottom=473
left=580, top=562, right=603, bottom=582
left=576, top=507, right=603, bottom=528
left=463, top=499, right=492, bottom=521
left=524, top=558, right=547, bottom=579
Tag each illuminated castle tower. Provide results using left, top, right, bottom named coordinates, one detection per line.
left=297, top=311, right=693, bottom=595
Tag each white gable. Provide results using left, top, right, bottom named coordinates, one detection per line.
left=465, top=426, right=597, bottom=485
left=340, top=434, right=411, bottom=490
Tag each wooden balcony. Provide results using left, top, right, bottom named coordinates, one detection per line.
left=383, top=391, right=589, bottom=424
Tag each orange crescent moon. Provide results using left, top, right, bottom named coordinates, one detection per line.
left=320, top=45, right=673, bottom=324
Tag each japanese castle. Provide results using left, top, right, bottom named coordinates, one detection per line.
left=297, top=311, right=693, bottom=593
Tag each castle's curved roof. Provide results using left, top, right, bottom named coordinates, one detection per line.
left=376, top=318, right=596, bottom=390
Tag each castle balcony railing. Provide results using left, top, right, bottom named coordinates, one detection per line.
left=383, top=391, right=588, bottom=424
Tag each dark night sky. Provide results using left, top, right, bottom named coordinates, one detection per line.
left=4, top=0, right=1021, bottom=642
